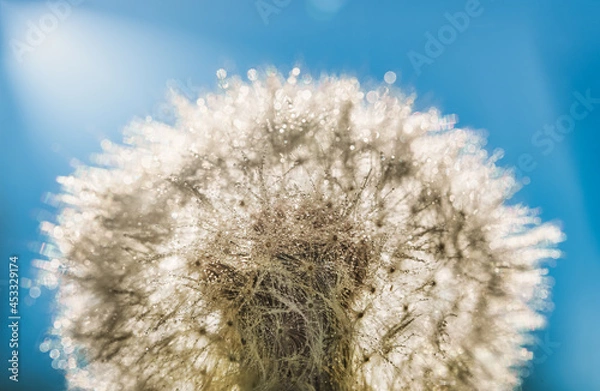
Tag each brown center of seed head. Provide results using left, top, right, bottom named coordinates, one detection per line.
left=202, top=197, right=374, bottom=390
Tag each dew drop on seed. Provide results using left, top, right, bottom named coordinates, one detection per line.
left=216, top=68, right=227, bottom=80
left=384, top=71, right=397, bottom=84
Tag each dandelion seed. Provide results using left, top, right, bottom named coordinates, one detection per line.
left=43, top=68, right=563, bottom=391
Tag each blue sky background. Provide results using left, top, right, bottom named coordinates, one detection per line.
left=1, top=0, right=599, bottom=389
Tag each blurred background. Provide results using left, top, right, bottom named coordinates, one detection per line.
left=1, top=0, right=599, bottom=389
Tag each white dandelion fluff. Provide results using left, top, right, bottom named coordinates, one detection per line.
left=41, top=69, right=563, bottom=391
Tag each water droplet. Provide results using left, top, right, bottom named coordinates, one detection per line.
left=384, top=71, right=397, bottom=84
left=40, top=341, right=51, bottom=352
left=29, top=286, right=41, bottom=299
left=216, top=68, right=227, bottom=80
left=366, top=91, right=378, bottom=103
left=247, top=68, right=258, bottom=81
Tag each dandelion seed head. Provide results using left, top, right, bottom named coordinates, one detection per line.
left=43, top=68, right=562, bottom=390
